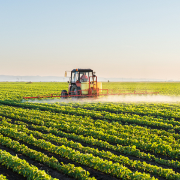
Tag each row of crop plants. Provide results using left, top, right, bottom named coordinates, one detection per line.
left=102, top=82, right=180, bottom=96
left=0, top=82, right=68, bottom=101
left=2, top=98, right=180, bottom=123
left=40, top=103, right=180, bottom=129
left=0, top=148, right=57, bottom=180
left=2, top=100, right=180, bottom=131
left=0, top=174, right=8, bottom=180
left=0, top=118, right=158, bottom=180
left=1, top=105, right=180, bottom=178
left=0, top=117, right=178, bottom=180
left=3, top=118, right=180, bottom=180
left=18, top=120, right=180, bottom=170
left=0, top=125, right=95, bottom=180
left=0, top=104, right=180, bottom=159
left=66, top=102, right=180, bottom=119
left=41, top=101, right=180, bottom=128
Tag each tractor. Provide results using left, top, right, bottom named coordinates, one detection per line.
left=61, top=68, right=102, bottom=98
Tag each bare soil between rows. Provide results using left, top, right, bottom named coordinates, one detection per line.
left=0, top=163, right=27, bottom=180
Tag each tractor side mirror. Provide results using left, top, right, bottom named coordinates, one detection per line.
left=67, top=81, right=69, bottom=83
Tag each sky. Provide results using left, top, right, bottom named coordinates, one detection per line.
left=0, top=1, right=180, bottom=80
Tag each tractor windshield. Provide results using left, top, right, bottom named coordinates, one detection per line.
left=80, top=72, right=92, bottom=82
left=71, top=71, right=93, bottom=83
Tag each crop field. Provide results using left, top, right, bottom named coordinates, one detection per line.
left=1, top=82, right=180, bottom=180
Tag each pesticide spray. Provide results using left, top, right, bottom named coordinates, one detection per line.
left=24, top=94, right=180, bottom=104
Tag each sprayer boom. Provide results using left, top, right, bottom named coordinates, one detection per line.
left=23, top=89, right=159, bottom=99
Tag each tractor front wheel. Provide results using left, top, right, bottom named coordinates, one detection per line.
left=61, top=90, right=68, bottom=98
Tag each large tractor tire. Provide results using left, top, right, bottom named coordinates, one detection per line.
left=61, top=90, right=68, bottom=98
left=71, top=85, right=81, bottom=97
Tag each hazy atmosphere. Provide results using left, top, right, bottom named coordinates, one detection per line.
left=1, top=1, right=180, bottom=80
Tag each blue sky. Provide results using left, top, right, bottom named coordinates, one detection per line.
left=1, top=1, right=180, bottom=80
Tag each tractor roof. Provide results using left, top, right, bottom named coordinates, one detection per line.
left=72, top=68, right=93, bottom=72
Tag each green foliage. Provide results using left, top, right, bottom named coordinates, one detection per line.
left=0, top=149, right=57, bottom=180
left=0, top=132, right=94, bottom=180
left=103, top=82, right=180, bottom=96
left=1, top=82, right=180, bottom=179
left=0, top=82, right=68, bottom=101
left=0, top=174, right=8, bottom=180
left=1, top=82, right=180, bottom=101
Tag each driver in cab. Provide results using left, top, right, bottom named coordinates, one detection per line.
left=80, top=73, right=88, bottom=82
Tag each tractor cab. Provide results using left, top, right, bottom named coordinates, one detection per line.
left=68, top=68, right=97, bottom=96
left=61, top=68, right=101, bottom=97
left=71, top=69, right=94, bottom=83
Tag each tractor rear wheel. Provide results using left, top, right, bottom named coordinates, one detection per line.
left=61, top=90, right=68, bottom=98
left=71, top=86, right=81, bottom=97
